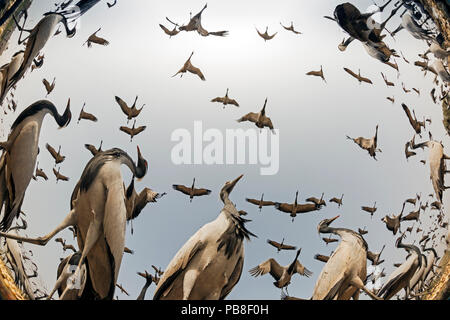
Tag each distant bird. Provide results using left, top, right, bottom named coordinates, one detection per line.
left=358, top=227, right=368, bottom=235
left=159, top=18, right=180, bottom=38
left=177, top=4, right=228, bottom=37
left=361, top=202, right=377, bottom=218
left=256, top=26, right=277, bottom=41
left=249, top=249, right=312, bottom=290
left=387, top=96, right=395, bottom=103
left=52, top=167, right=69, bottom=183
left=405, top=141, right=416, bottom=160
left=402, top=208, right=420, bottom=222
left=267, top=238, right=297, bottom=252
left=306, top=65, right=326, bottom=83
left=401, top=104, right=423, bottom=136
left=172, top=51, right=205, bottom=81
left=312, top=215, right=381, bottom=300
left=151, top=265, right=164, bottom=277
left=329, top=194, right=344, bottom=208
left=305, top=193, right=326, bottom=208
left=346, top=125, right=381, bottom=160
left=83, top=28, right=110, bottom=48
left=343, top=67, right=373, bottom=84
left=430, top=88, right=436, bottom=104
left=367, top=245, right=385, bottom=266
left=246, top=193, right=275, bottom=212
left=280, top=21, right=302, bottom=34
left=274, top=191, right=322, bottom=222
left=172, top=178, right=211, bottom=202
left=46, top=143, right=65, bottom=165
left=42, top=78, right=55, bottom=96
left=412, top=88, right=420, bottom=96
left=402, top=82, right=411, bottom=94
left=33, top=162, right=48, bottom=181
left=400, top=51, right=410, bottom=64
left=107, top=0, right=117, bottom=8
left=154, top=174, right=254, bottom=300
left=314, top=254, right=329, bottom=263
left=322, top=235, right=339, bottom=245
left=116, top=284, right=129, bottom=296
left=115, top=95, right=145, bottom=123
left=381, top=72, right=394, bottom=86
left=119, top=120, right=147, bottom=142
left=211, top=88, right=239, bottom=108
left=381, top=203, right=405, bottom=235
left=77, top=103, right=97, bottom=123
left=237, top=98, right=275, bottom=132
left=123, top=247, right=134, bottom=255
left=84, top=140, right=103, bottom=156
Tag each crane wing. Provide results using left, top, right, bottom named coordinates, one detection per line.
left=192, top=188, right=211, bottom=196
left=115, top=96, right=131, bottom=116
left=261, top=116, right=274, bottom=130
left=237, top=112, right=259, bottom=123
left=46, top=143, right=58, bottom=159
left=211, top=97, right=225, bottom=103
left=343, top=67, right=358, bottom=79
left=249, top=258, right=284, bottom=280
left=267, top=239, right=281, bottom=249
left=119, top=126, right=133, bottom=136
left=132, top=126, right=146, bottom=135
left=274, top=203, right=293, bottom=213
left=294, top=261, right=313, bottom=277
left=187, top=65, right=205, bottom=81
left=172, top=184, right=192, bottom=196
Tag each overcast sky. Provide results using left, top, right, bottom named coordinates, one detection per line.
left=0, top=0, right=448, bottom=300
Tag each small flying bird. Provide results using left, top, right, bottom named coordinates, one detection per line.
left=83, top=28, right=110, bottom=48
left=124, top=247, right=134, bottom=254
left=402, top=82, right=411, bottom=93
left=237, top=98, right=275, bottom=133
left=107, top=0, right=117, bottom=8
left=401, top=208, right=420, bottom=222
left=77, top=103, right=98, bottom=123
left=280, top=21, right=302, bottom=34
left=361, top=202, right=377, bottom=218
left=381, top=72, right=395, bottom=86
left=211, top=88, right=239, bottom=108
left=177, top=4, right=228, bottom=37
left=115, top=95, right=145, bottom=123
left=358, top=227, right=368, bottom=235
left=172, top=51, right=205, bottom=81
left=367, top=245, right=385, bottom=266
left=343, top=67, right=373, bottom=84
left=33, top=162, right=48, bottom=181
left=401, top=103, right=423, bottom=136
left=172, top=177, right=211, bottom=202
left=322, top=235, right=339, bottom=245
left=116, top=284, right=129, bottom=296
left=136, top=271, right=154, bottom=300
left=305, top=193, right=326, bottom=208
left=405, top=141, right=416, bottom=160
left=249, top=249, right=312, bottom=290
left=314, top=254, right=329, bottom=263
left=274, top=191, right=322, bottom=222
left=119, top=120, right=147, bottom=142
left=347, top=125, right=381, bottom=160
left=306, top=65, right=326, bottom=83
left=151, top=265, right=164, bottom=277
left=400, top=51, right=410, bottom=64
left=42, top=77, right=55, bottom=96
left=62, top=243, right=76, bottom=253
left=84, top=140, right=103, bottom=156
left=329, top=194, right=344, bottom=207
left=246, top=193, right=275, bottom=212
left=256, top=26, right=277, bottom=41
left=412, top=88, right=420, bottom=96
left=381, top=203, right=405, bottom=235
left=430, top=88, right=436, bottom=104
left=52, top=167, right=69, bottom=183
left=159, top=18, right=180, bottom=38
left=46, top=143, right=65, bottom=165
left=267, top=238, right=297, bottom=252
left=387, top=96, right=395, bottom=103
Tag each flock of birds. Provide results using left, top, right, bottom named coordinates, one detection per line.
left=0, top=0, right=448, bottom=300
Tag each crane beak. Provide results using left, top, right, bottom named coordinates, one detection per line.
left=227, top=174, right=244, bottom=193
left=328, top=215, right=340, bottom=224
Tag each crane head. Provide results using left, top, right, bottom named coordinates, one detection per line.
left=317, top=215, right=339, bottom=234
left=220, top=174, right=243, bottom=201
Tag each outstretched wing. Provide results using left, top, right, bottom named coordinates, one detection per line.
left=261, top=116, right=274, bottom=130
left=294, top=261, right=313, bottom=277
left=249, top=258, right=284, bottom=280
left=211, top=97, right=225, bottom=103
left=115, top=96, right=131, bottom=116
left=187, top=65, right=205, bottom=80
left=343, top=67, right=358, bottom=79
left=192, top=188, right=211, bottom=197
left=172, top=184, right=192, bottom=196
left=237, top=112, right=258, bottom=123
left=119, top=126, right=133, bottom=136
left=274, top=202, right=293, bottom=213
left=46, top=143, right=58, bottom=160
left=267, top=239, right=281, bottom=249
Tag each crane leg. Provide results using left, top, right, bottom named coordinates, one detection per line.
left=0, top=209, right=77, bottom=245
left=47, top=269, right=69, bottom=300
left=350, top=276, right=383, bottom=300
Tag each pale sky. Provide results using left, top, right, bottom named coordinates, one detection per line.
left=0, top=0, right=448, bottom=300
